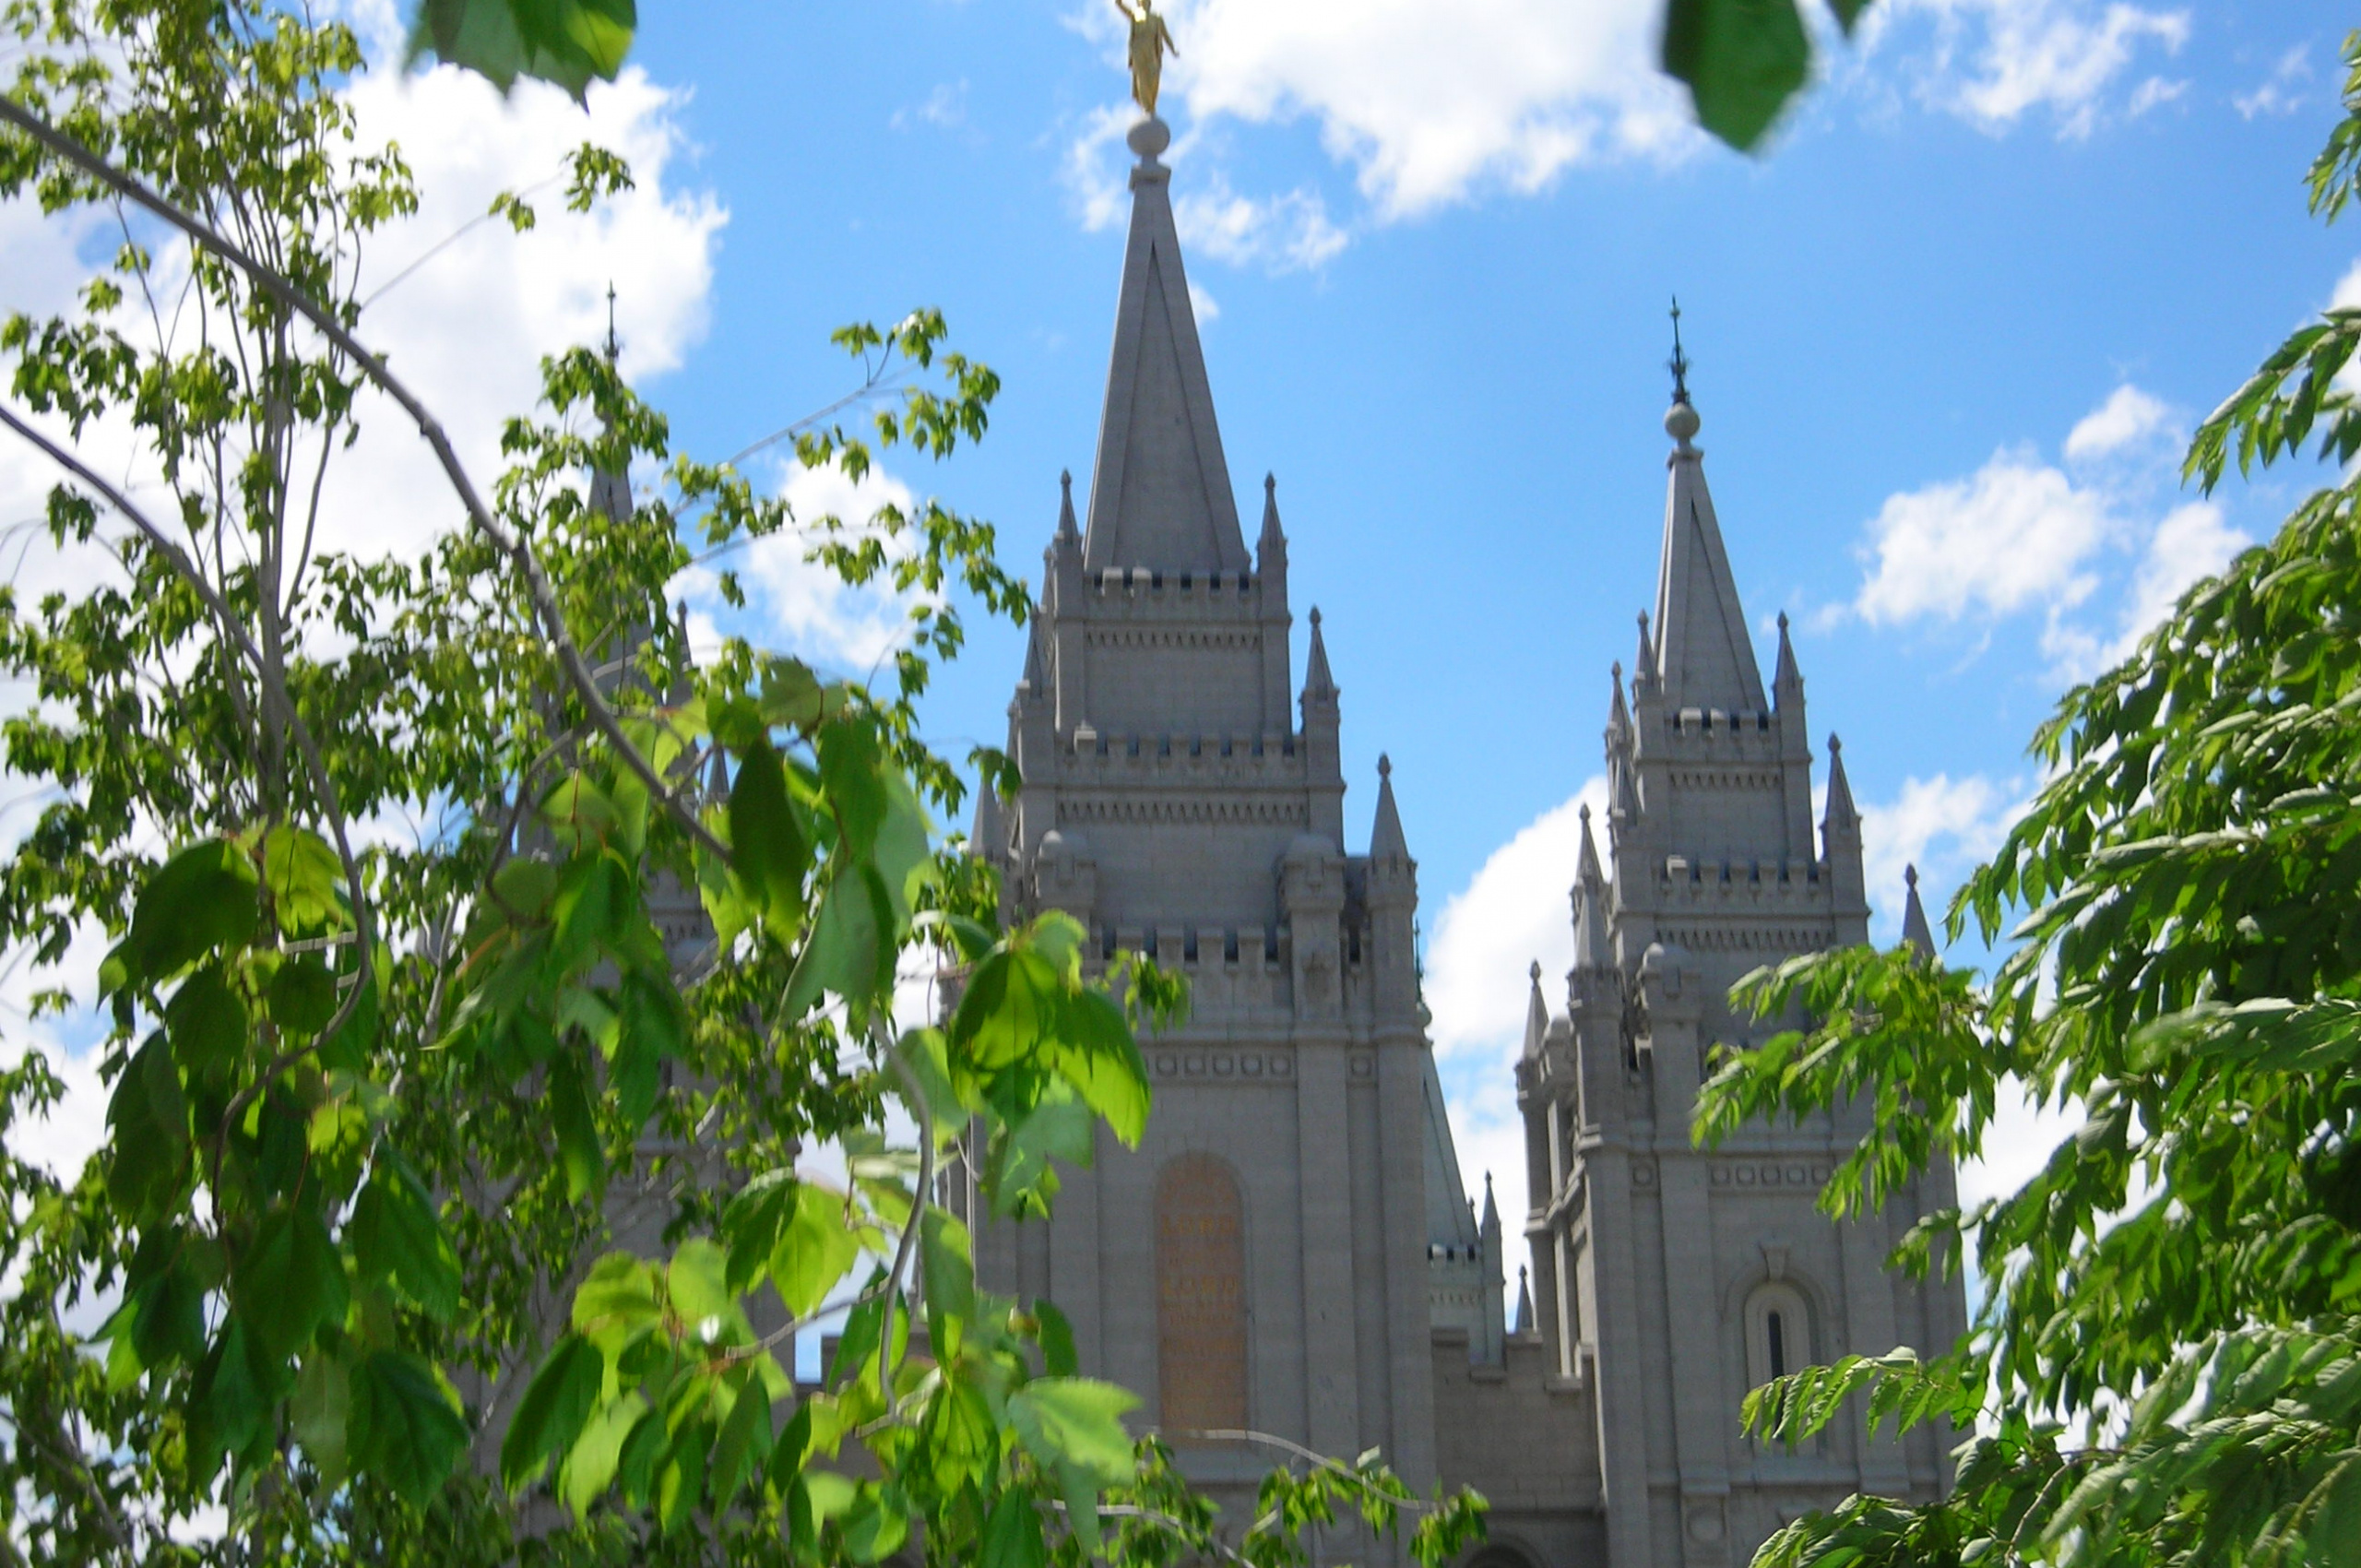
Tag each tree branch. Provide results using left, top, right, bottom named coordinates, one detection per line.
left=0, top=97, right=729, bottom=865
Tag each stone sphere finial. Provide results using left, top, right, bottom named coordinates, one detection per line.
left=1310, top=605, right=1322, bottom=627
left=1905, top=863, right=1919, bottom=889
left=1127, top=117, right=1171, bottom=160
left=1665, top=397, right=1701, bottom=445
left=1378, top=752, right=1392, bottom=778
left=1529, top=959, right=1542, bottom=982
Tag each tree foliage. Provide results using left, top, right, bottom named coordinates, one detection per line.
left=1694, top=31, right=2361, bottom=1568
left=0, top=3, right=1489, bottom=1562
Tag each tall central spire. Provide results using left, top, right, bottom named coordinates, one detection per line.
left=1650, top=324, right=1767, bottom=714
left=1081, top=117, right=1250, bottom=576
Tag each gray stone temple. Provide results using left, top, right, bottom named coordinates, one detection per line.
left=966, top=118, right=1966, bottom=1568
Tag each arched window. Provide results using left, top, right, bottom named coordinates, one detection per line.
left=1744, top=1280, right=1814, bottom=1393
left=1157, top=1154, right=1248, bottom=1431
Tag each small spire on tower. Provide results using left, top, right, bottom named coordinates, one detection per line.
left=604, top=281, right=621, bottom=362
left=1302, top=605, right=1337, bottom=701
left=1370, top=753, right=1409, bottom=861
left=1635, top=611, right=1655, bottom=679
left=1514, top=1265, right=1535, bottom=1336
left=1608, top=660, right=1630, bottom=739
left=1774, top=610, right=1802, bottom=701
left=1056, top=469, right=1079, bottom=541
left=1823, top=733, right=1858, bottom=827
left=1522, top=960, right=1548, bottom=1059
left=1576, top=802, right=1604, bottom=885
left=1901, top=864, right=1938, bottom=958
left=1480, top=1171, right=1500, bottom=1235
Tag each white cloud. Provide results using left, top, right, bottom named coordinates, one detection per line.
left=2234, top=43, right=2311, bottom=120
left=1854, top=448, right=2116, bottom=625
left=1424, top=779, right=1608, bottom=1229
left=715, top=457, right=924, bottom=678
left=1187, top=280, right=1221, bottom=323
left=1174, top=174, right=1348, bottom=272
left=1848, top=382, right=2242, bottom=678
left=1857, top=774, right=2022, bottom=944
left=2064, top=383, right=2172, bottom=462
left=894, top=79, right=970, bottom=133
left=1074, top=0, right=1695, bottom=221
left=1876, top=0, right=2192, bottom=139
left=1062, top=103, right=1138, bottom=232
left=2046, top=497, right=2248, bottom=676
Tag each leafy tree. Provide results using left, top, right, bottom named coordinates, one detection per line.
left=1694, top=32, right=2361, bottom=1568
left=0, top=2, right=1489, bottom=1563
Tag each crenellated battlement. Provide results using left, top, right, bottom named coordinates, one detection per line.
left=1087, top=564, right=1269, bottom=614
left=1654, top=854, right=1825, bottom=895
left=1056, top=729, right=1304, bottom=772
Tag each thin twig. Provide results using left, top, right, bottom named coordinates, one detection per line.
left=879, top=1044, right=934, bottom=1397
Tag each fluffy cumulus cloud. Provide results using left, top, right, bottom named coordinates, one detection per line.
left=1872, top=0, right=2192, bottom=138
left=1857, top=773, right=2023, bottom=944
left=1853, top=450, right=2117, bottom=626
left=1845, top=383, right=2248, bottom=680
left=1174, top=173, right=1348, bottom=272
left=1423, top=778, right=1608, bottom=1227
left=679, top=456, right=926, bottom=679
left=1062, top=0, right=2192, bottom=246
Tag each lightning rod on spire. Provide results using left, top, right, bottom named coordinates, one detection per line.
left=1668, top=295, right=1691, bottom=406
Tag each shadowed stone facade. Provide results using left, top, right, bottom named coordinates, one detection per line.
left=969, top=117, right=1965, bottom=1568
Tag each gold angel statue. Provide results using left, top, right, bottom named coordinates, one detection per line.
left=1117, top=0, right=1177, bottom=117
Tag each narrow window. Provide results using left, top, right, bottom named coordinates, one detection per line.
left=1766, top=1310, right=1787, bottom=1380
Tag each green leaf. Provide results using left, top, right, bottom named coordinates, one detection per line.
left=351, top=1151, right=461, bottom=1322
left=920, top=1206, right=976, bottom=1346
left=502, top=1333, right=606, bottom=1491
left=1004, top=1377, right=1138, bottom=1486
left=669, top=1238, right=746, bottom=1345
left=1036, top=1300, right=1079, bottom=1378
left=707, top=1370, right=772, bottom=1508
left=1661, top=0, right=1811, bottom=151
left=730, top=735, right=812, bottom=932
left=491, top=854, right=558, bottom=921
left=291, top=1349, right=352, bottom=1487
left=166, top=963, right=248, bottom=1082
left=547, top=1052, right=604, bottom=1200
left=263, top=825, right=347, bottom=934
left=785, top=863, right=893, bottom=1016
left=1047, top=989, right=1151, bottom=1147
left=350, top=1349, right=469, bottom=1508
left=815, top=717, right=888, bottom=858
left=1827, top=0, right=1874, bottom=35
left=574, top=1253, right=661, bottom=1350
left=611, top=969, right=681, bottom=1128
left=560, top=1390, right=647, bottom=1517
left=121, top=838, right=259, bottom=984
left=771, top=1183, right=860, bottom=1318
left=267, top=954, right=338, bottom=1035
left=981, top=1484, right=1049, bottom=1568
left=840, top=1481, right=911, bottom=1563
left=406, top=0, right=638, bottom=101
left=107, top=1031, right=191, bottom=1220
left=759, top=657, right=825, bottom=731
left=235, top=1204, right=350, bottom=1360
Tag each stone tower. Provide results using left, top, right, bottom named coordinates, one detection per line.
left=1511, top=374, right=1967, bottom=1567
left=968, top=116, right=1471, bottom=1514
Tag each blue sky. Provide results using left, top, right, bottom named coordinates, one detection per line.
left=0, top=0, right=2352, bottom=1228
left=594, top=0, right=2353, bottom=1211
